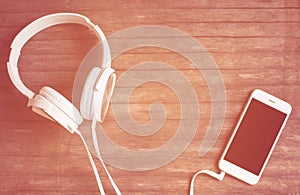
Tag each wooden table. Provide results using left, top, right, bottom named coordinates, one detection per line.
left=0, top=1, right=299, bottom=194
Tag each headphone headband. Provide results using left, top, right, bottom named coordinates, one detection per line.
left=7, top=13, right=111, bottom=99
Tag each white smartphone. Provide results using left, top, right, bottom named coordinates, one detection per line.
left=219, top=89, right=292, bottom=185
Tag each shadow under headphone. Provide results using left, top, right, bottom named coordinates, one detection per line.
left=7, top=13, right=120, bottom=195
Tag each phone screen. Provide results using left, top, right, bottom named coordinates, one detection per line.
left=224, top=98, right=287, bottom=175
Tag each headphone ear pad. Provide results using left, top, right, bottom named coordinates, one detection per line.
left=98, top=72, right=116, bottom=122
left=29, top=96, right=55, bottom=121
left=29, top=87, right=83, bottom=133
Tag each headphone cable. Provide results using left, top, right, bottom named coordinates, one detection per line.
left=91, top=116, right=122, bottom=195
left=74, top=128, right=106, bottom=194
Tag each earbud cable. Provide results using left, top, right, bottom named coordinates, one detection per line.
left=92, top=116, right=122, bottom=195
left=190, top=170, right=225, bottom=195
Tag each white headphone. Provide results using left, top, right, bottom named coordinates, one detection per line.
left=7, top=13, right=120, bottom=195
left=7, top=12, right=116, bottom=133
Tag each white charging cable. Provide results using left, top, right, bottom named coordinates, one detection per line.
left=190, top=170, right=225, bottom=195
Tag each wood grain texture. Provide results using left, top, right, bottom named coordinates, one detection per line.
left=0, top=0, right=299, bottom=194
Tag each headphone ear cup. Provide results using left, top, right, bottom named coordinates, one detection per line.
left=40, top=86, right=83, bottom=125
left=80, top=67, right=101, bottom=120
left=29, top=86, right=83, bottom=133
left=81, top=67, right=116, bottom=123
